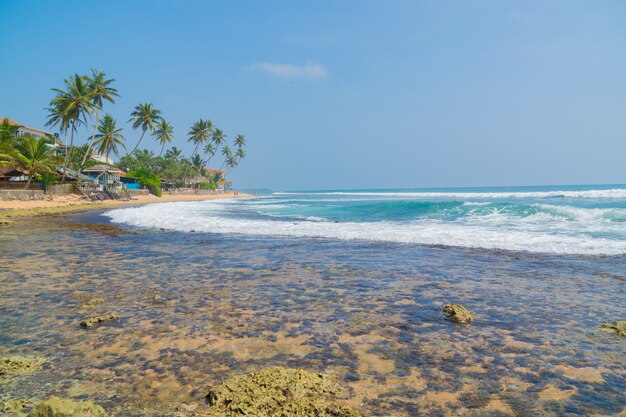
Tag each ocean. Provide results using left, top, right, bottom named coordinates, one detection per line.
left=106, top=184, right=626, bottom=256
left=1, top=184, right=624, bottom=416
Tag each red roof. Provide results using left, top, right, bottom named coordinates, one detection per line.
left=203, top=168, right=225, bottom=174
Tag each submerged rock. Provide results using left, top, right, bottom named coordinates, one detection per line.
left=79, top=314, right=119, bottom=328
left=78, top=297, right=104, bottom=310
left=442, top=303, right=473, bottom=324
left=2, top=399, right=34, bottom=416
left=28, top=397, right=108, bottom=417
left=205, top=367, right=361, bottom=417
left=602, top=321, right=626, bottom=337
left=0, top=356, right=45, bottom=382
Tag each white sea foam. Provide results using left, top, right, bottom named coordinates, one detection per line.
left=104, top=200, right=626, bottom=256
left=275, top=188, right=626, bottom=199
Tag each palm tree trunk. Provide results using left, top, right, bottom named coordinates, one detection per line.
left=158, top=142, right=165, bottom=158
left=80, top=110, right=100, bottom=168
left=61, top=125, right=75, bottom=183
left=24, top=174, right=32, bottom=190
left=130, top=130, right=146, bottom=155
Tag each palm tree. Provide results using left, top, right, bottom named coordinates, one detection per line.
left=191, top=154, right=205, bottom=170
left=153, top=119, right=174, bottom=157
left=128, top=102, right=161, bottom=154
left=164, top=146, right=182, bottom=161
left=212, top=128, right=226, bottom=153
left=234, top=134, right=246, bottom=149
left=0, top=118, right=19, bottom=162
left=46, top=73, right=94, bottom=182
left=235, top=147, right=246, bottom=160
left=204, top=142, right=216, bottom=165
left=226, top=154, right=239, bottom=170
left=80, top=69, right=119, bottom=168
left=92, top=114, right=126, bottom=163
left=13, top=136, right=59, bottom=189
left=219, top=144, right=232, bottom=169
left=0, top=118, right=18, bottom=145
left=188, top=119, right=213, bottom=158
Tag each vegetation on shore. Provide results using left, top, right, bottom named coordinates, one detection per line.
left=1, top=69, right=248, bottom=195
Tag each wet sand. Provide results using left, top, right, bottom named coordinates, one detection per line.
left=0, top=211, right=624, bottom=416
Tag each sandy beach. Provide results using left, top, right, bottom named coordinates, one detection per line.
left=0, top=192, right=252, bottom=221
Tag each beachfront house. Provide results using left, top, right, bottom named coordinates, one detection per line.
left=82, top=165, right=125, bottom=191
left=184, top=167, right=229, bottom=190
left=1, top=117, right=60, bottom=144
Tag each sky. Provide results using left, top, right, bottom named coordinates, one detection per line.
left=1, top=0, right=625, bottom=191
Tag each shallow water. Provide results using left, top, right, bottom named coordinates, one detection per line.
left=0, top=211, right=625, bottom=416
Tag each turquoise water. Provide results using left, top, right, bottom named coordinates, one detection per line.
left=108, top=184, right=626, bottom=255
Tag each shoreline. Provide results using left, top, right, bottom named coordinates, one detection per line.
left=0, top=192, right=252, bottom=223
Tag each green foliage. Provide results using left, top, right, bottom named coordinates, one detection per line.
left=12, top=136, right=61, bottom=188
left=92, top=114, right=126, bottom=160
left=196, top=181, right=212, bottom=190
left=129, top=102, right=162, bottom=154
left=0, top=118, right=18, bottom=145
left=127, top=167, right=162, bottom=197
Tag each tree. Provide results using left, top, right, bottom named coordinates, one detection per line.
left=235, top=147, right=246, bottom=160
left=46, top=73, right=95, bottom=182
left=191, top=154, right=205, bottom=170
left=128, top=102, right=161, bottom=154
left=0, top=118, right=18, bottom=145
left=92, top=114, right=126, bottom=163
left=234, top=134, right=246, bottom=149
left=0, top=118, right=19, bottom=163
left=219, top=144, right=232, bottom=169
left=211, top=128, right=226, bottom=157
left=80, top=69, right=119, bottom=168
left=164, top=146, right=182, bottom=161
left=226, top=154, right=239, bottom=170
left=188, top=119, right=213, bottom=158
left=203, top=142, right=216, bottom=165
left=153, top=119, right=174, bottom=157
left=12, top=136, right=59, bottom=189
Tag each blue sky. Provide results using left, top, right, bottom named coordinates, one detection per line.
left=1, top=0, right=625, bottom=190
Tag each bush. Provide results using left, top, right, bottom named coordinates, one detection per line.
left=127, top=168, right=162, bottom=197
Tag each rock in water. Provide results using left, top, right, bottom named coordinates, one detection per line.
left=28, top=397, right=108, bottom=417
left=205, top=367, right=361, bottom=417
left=442, top=303, right=473, bottom=324
left=79, top=314, right=119, bottom=328
left=602, top=321, right=626, bottom=336
left=0, top=357, right=45, bottom=382
left=2, top=399, right=34, bottom=416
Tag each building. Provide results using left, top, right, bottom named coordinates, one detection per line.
left=1, top=117, right=60, bottom=145
left=91, top=151, right=114, bottom=165
left=184, top=168, right=225, bottom=187
left=82, top=165, right=125, bottom=190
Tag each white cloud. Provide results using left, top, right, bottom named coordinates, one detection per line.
left=249, top=61, right=328, bottom=79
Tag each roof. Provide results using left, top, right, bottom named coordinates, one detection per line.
left=55, top=167, right=92, bottom=181
left=0, top=167, right=27, bottom=177
left=0, top=117, right=55, bottom=137
left=82, top=165, right=124, bottom=174
left=203, top=168, right=225, bottom=174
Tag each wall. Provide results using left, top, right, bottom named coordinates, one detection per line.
left=126, top=189, right=149, bottom=196
left=46, top=183, right=73, bottom=195
left=0, top=189, right=46, bottom=201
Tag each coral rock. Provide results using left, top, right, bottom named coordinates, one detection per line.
left=28, top=397, right=108, bottom=417
left=442, top=303, right=473, bottom=324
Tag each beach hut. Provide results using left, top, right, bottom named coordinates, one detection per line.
left=0, top=167, right=38, bottom=189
